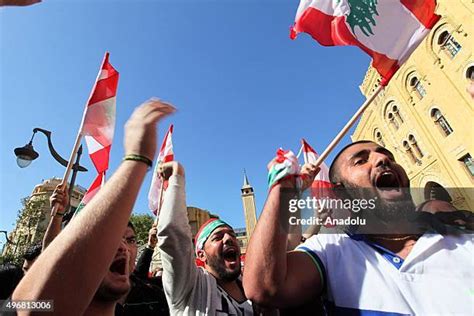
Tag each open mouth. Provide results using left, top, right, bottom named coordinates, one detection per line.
left=374, top=170, right=404, bottom=200
left=375, top=171, right=400, bottom=190
left=222, top=247, right=238, bottom=263
left=109, top=257, right=127, bottom=276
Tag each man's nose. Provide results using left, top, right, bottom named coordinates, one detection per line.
left=118, top=239, right=128, bottom=254
left=373, top=152, right=391, bottom=168
left=223, top=233, right=235, bottom=245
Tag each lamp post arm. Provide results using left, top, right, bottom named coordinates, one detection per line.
left=32, top=128, right=87, bottom=172
left=0, top=230, right=15, bottom=245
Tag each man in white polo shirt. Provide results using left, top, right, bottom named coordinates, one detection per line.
left=244, top=141, right=473, bottom=315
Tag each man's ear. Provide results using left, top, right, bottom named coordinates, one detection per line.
left=197, top=249, right=207, bottom=264
left=332, top=182, right=349, bottom=200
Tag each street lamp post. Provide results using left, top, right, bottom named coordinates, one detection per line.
left=14, top=128, right=88, bottom=221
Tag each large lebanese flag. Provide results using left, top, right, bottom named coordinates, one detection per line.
left=148, top=124, right=174, bottom=215
left=81, top=52, right=119, bottom=173
left=291, top=0, right=440, bottom=85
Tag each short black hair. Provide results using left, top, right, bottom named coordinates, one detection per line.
left=328, top=140, right=376, bottom=184
left=0, top=263, right=23, bottom=299
left=127, top=221, right=136, bottom=234
left=22, top=243, right=42, bottom=262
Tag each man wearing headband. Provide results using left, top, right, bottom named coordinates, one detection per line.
left=156, top=161, right=256, bottom=315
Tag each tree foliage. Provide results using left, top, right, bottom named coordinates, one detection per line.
left=129, top=213, right=154, bottom=246
left=1, top=195, right=48, bottom=265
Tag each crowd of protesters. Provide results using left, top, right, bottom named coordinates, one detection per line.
left=1, top=91, right=473, bottom=315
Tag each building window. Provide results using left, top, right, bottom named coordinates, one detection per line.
left=466, top=65, right=474, bottom=80
left=408, top=135, right=423, bottom=159
left=409, top=76, right=427, bottom=99
left=388, top=113, right=399, bottom=130
left=431, top=108, right=453, bottom=136
left=459, top=154, right=474, bottom=176
left=403, top=141, right=417, bottom=164
left=392, top=105, right=404, bottom=123
left=437, top=30, right=462, bottom=59
left=374, top=129, right=385, bottom=147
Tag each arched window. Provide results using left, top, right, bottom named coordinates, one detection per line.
left=388, top=112, right=399, bottom=130
left=392, top=104, right=403, bottom=123
left=408, top=135, right=424, bottom=159
left=431, top=108, right=453, bottom=136
left=409, top=76, right=427, bottom=98
left=437, top=30, right=462, bottom=59
left=403, top=141, right=417, bottom=164
left=374, top=129, right=385, bottom=147
left=465, top=65, right=474, bottom=80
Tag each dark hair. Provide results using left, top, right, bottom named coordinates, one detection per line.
left=0, top=263, right=24, bottom=299
left=127, top=221, right=136, bottom=233
left=22, top=243, right=42, bottom=262
left=328, top=140, right=376, bottom=184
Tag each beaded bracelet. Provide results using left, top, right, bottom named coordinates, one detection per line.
left=123, top=154, right=153, bottom=169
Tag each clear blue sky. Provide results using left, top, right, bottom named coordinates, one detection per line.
left=0, top=0, right=370, bottom=237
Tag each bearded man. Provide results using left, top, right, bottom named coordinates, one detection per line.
left=243, top=141, right=473, bottom=315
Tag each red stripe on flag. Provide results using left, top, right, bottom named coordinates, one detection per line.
left=89, top=145, right=111, bottom=173
left=159, top=124, right=173, bottom=153
left=400, top=0, right=440, bottom=29
left=88, top=73, right=119, bottom=106
left=293, top=7, right=399, bottom=84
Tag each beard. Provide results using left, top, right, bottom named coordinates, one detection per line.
left=340, top=181, right=418, bottom=234
left=207, top=253, right=241, bottom=282
left=372, top=190, right=415, bottom=222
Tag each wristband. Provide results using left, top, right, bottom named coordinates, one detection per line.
left=123, top=154, right=153, bottom=169
left=53, top=211, right=65, bottom=217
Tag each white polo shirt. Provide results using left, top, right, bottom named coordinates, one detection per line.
left=295, top=230, right=474, bottom=315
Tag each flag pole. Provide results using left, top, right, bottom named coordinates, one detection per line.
left=51, top=53, right=109, bottom=214
left=154, top=175, right=165, bottom=225
left=312, top=85, right=384, bottom=169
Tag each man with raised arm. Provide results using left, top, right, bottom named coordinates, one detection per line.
left=243, top=141, right=473, bottom=315
left=156, top=161, right=265, bottom=315
left=13, top=99, right=175, bottom=315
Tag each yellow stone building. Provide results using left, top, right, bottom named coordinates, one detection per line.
left=3, top=178, right=86, bottom=258
left=353, top=0, right=473, bottom=209
left=150, top=206, right=218, bottom=269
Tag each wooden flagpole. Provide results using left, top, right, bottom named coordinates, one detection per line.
left=312, top=85, right=384, bottom=169
left=154, top=176, right=165, bottom=225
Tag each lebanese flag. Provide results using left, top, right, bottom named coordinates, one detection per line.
left=301, top=139, right=335, bottom=227
left=81, top=52, right=119, bottom=173
left=74, top=172, right=105, bottom=217
left=291, top=0, right=440, bottom=85
left=301, top=139, right=333, bottom=197
left=148, top=124, right=174, bottom=215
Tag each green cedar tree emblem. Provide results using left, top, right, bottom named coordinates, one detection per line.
left=345, top=0, right=379, bottom=37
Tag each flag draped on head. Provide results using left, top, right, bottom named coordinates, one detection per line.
left=75, top=53, right=119, bottom=216
left=291, top=0, right=440, bottom=85
left=148, top=124, right=174, bottom=216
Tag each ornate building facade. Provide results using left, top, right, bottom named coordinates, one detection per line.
left=3, top=178, right=86, bottom=258
left=352, top=0, right=473, bottom=209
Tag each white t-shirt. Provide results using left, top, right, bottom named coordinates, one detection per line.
left=295, top=231, right=474, bottom=315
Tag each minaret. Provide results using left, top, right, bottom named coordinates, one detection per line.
left=241, top=170, right=257, bottom=240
